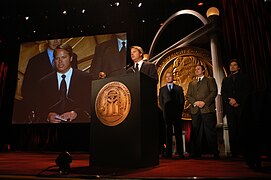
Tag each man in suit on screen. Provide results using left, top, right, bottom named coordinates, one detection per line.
left=38, top=44, right=91, bottom=123
left=22, top=39, right=78, bottom=122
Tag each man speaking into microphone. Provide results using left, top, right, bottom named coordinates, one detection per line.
left=126, top=46, right=158, bottom=81
left=38, top=44, right=92, bottom=123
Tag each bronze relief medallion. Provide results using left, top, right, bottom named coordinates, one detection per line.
left=95, top=81, right=131, bottom=126
left=156, top=46, right=212, bottom=120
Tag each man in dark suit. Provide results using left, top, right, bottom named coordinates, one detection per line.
left=221, top=59, right=252, bottom=158
left=186, top=65, right=219, bottom=159
left=22, top=39, right=78, bottom=122
left=89, top=33, right=127, bottom=80
left=159, top=72, right=185, bottom=158
left=38, top=44, right=91, bottom=123
left=126, top=46, right=158, bottom=81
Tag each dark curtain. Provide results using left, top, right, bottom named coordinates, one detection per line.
left=220, top=0, right=271, bottom=90
left=220, top=0, right=271, bottom=158
left=0, top=61, right=9, bottom=150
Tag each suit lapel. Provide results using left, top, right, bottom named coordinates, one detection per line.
left=68, top=69, right=76, bottom=97
left=196, top=76, right=205, bottom=90
left=43, top=51, right=55, bottom=71
left=51, top=73, right=60, bottom=100
left=140, top=62, right=145, bottom=73
left=196, top=80, right=201, bottom=90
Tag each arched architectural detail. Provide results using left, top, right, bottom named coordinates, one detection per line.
left=148, top=9, right=208, bottom=58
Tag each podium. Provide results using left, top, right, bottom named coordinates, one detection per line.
left=90, top=72, right=159, bottom=168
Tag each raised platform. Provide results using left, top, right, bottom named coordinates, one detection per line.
left=0, top=152, right=271, bottom=179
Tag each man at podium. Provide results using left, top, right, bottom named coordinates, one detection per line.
left=127, top=46, right=158, bottom=81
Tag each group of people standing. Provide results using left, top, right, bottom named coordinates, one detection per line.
left=159, top=60, right=252, bottom=162
left=21, top=37, right=253, bottom=164
left=159, top=64, right=219, bottom=159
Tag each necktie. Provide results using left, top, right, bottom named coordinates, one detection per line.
left=120, top=41, right=126, bottom=62
left=51, top=59, right=55, bottom=69
left=197, top=77, right=201, bottom=86
left=135, top=63, right=139, bottom=72
left=60, top=74, right=67, bottom=113
left=60, top=74, right=67, bottom=100
left=120, top=41, right=126, bottom=53
left=168, top=84, right=172, bottom=91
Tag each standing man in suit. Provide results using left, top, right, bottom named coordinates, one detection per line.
left=22, top=39, right=78, bottom=122
left=159, top=72, right=185, bottom=158
left=38, top=44, right=91, bottom=123
left=89, top=33, right=127, bottom=80
left=127, top=46, right=158, bottom=81
left=221, top=59, right=252, bottom=158
left=186, top=65, right=219, bottom=159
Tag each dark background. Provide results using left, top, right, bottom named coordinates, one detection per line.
left=0, top=0, right=270, bottom=152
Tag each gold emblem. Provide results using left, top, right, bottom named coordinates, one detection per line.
left=156, top=46, right=212, bottom=120
left=95, top=81, right=131, bottom=126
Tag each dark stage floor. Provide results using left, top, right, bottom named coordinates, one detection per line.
left=0, top=152, right=271, bottom=179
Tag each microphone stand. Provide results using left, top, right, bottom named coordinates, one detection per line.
left=101, top=64, right=133, bottom=78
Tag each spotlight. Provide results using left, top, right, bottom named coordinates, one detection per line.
left=55, top=151, right=72, bottom=175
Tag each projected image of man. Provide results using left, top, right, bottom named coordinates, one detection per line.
left=21, top=39, right=78, bottom=123
left=38, top=44, right=91, bottom=123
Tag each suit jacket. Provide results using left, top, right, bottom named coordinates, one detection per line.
left=38, top=69, right=91, bottom=123
left=159, top=84, right=184, bottom=120
left=186, top=76, right=218, bottom=114
left=89, top=37, right=126, bottom=80
left=21, top=50, right=78, bottom=113
left=221, top=71, right=252, bottom=114
left=127, top=61, right=158, bottom=81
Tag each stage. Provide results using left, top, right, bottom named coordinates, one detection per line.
left=0, top=152, right=271, bottom=179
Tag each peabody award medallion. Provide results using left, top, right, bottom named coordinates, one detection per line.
left=156, top=46, right=213, bottom=120
left=95, top=81, right=131, bottom=126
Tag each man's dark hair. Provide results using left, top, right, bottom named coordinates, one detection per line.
left=229, top=58, right=240, bottom=67
left=196, top=64, right=205, bottom=71
left=54, top=44, right=73, bottom=57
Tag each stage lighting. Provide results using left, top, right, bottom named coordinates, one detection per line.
left=206, top=7, right=219, bottom=17
left=55, top=151, right=72, bottom=175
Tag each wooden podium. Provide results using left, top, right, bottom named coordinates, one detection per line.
left=90, top=72, right=159, bottom=168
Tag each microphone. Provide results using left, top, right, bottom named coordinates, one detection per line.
left=66, top=96, right=91, bottom=120
left=47, top=96, right=75, bottom=113
left=47, top=99, right=64, bottom=112
left=101, top=64, right=133, bottom=78
left=126, top=63, right=136, bottom=73
left=123, top=63, right=133, bottom=69
left=47, top=96, right=90, bottom=121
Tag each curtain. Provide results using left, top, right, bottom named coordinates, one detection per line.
left=220, top=0, right=271, bottom=90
